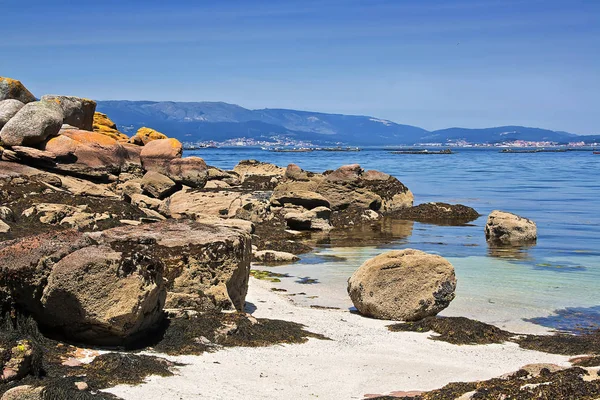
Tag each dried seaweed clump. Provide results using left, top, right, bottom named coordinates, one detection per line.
left=388, top=316, right=513, bottom=345
left=153, top=311, right=328, bottom=356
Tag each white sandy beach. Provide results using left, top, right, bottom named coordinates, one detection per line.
left=106, top=278, right=571, bottom=400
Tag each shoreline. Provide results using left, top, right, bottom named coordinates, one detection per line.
left=106, top=278, right=570, bottom=400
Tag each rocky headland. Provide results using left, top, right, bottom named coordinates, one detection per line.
left=0, top=77, right=597, bottom=399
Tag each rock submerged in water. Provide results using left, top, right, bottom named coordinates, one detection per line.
left=485, top=210, right=537, bottom=244
left=347, top=249, right=457, bottom=321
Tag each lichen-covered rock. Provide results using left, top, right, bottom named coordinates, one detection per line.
left=141, top=171, right=178, bottom=199
left=41, top=129, right=130, bottom=174
left=92, top=111, right=129, bottom=141
left=485, top=210, right=537, bottom=244
left=41, top=95, right=96, bottom=131
left=0, top=99, right=25, bottom=130
left=0, top=77, right=36, bottom=103
left=134, top=127, right=167, bottom=145
left=347, top=249, right=457, bottom=321
left=140, top=138, right=183, bottom=172
left=0, top=101, right=63, bottom=146
left=88, top=219, right=252, bottom=311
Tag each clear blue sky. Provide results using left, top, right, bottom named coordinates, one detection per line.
left=1, top=0, right=598, bottom=134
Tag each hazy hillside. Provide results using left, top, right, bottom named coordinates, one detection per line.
left=96, top=100, right=593, bottom=145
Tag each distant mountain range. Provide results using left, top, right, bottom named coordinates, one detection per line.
left=96, top=100, right=600, bottom=146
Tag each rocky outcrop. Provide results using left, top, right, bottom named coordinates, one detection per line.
left=41, top=95, right=96, bottom=131
left=485, top=210, right=537, bottom=244
left=233, top=160, right=285, bottom=190
left=88, top=219, right=251, bottom=311
left=133, top=127, right=167, bottom=145
left=0, top=77, right=36, bottom=104
left=1, top=385, right=44, bottom=400
left=273, top=164, right=413, bottom=220
left=0, top=101, right=63, bottom=146
left=0, top=100, right=24, bottom=130
left=253, top=250, right=300, bottom=265
left=163, top=189, right=268, bottom=220
left=392, top=202, right=480, bottom=225
left=92, top=112, right=129, bottom=141
left=347, top=249, right=456, bottom=321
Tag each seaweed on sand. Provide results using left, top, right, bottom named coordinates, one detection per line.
left=0, top=311, right=177, bottom=399
left=369, top=367, right=600, bottom=400
left=152, top=311, right=329, bottom=356
left=388, top=316, right=600, bottom=356
left=387, top=316, right=513, bottom=345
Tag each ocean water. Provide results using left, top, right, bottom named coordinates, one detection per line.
left=186, top=147, right=600, bottom=334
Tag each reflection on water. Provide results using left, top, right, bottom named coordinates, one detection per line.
left=487, top=242, right=536, bottom=261
left=312, top=218, right=414, bottom=248
left=525, top=306, right=600, bottom=334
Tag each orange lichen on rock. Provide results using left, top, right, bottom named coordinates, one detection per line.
left=92, top=112, right=129, bottom=141
left=62, top=129, right=119, bottom=146
left=0, top=77, right=37, bottom=103
left=133, top=127, right=168, bottom=145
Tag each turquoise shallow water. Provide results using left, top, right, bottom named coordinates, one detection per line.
left=187, top=147, right=600, bottom=333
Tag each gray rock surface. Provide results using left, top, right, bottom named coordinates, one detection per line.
left=0, top=101, right=63, bottom=146
left=41, top=95, right=97, bottom=131
left=485, top=210, right=537, bottom=244
left=0, top=99, right=24, bottom=130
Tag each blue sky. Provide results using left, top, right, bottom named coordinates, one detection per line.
left=1, top=0, right=598, bottom=134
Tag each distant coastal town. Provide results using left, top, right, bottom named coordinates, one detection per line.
left=182, top=137, right=600, bottom=150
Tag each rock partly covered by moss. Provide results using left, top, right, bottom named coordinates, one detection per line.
left=348, top=249, right=456, bottom=321
left=0, top=77, right=36, bottom=104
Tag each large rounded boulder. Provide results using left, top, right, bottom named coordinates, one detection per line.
left=485, top=210, right=537, bottom=244
left=140, top=138, right=183, bottom=172
left=347, top=249, right=456, bottom=321
left=0, top=101, right=63, bottom=146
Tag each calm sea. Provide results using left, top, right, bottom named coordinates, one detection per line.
left=186, top=147, right=600, bottom=334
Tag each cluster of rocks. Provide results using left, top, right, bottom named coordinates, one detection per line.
left=0, top=77, right=543, bottom=396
